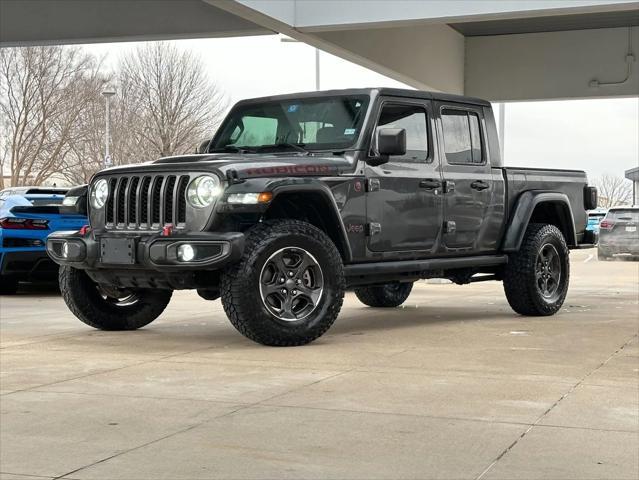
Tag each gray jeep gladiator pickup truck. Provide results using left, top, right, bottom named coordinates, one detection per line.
left=47, top=88, right=597, bottom=346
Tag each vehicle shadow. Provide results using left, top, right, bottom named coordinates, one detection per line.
left=327, top=306, right=521, bottom=336
left=13, top=282, right=61, bottom=297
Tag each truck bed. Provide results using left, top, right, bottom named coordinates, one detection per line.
left=501, top=167, right=588, bottom=237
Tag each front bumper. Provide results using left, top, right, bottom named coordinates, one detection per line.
left=46, top=230, right=245, bottom=272
left=598, top=239, right=639, bottom=256
left=1, top=249, right=58, bottom=280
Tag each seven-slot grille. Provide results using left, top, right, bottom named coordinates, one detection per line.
left=104, top=174, right=190, bottom=229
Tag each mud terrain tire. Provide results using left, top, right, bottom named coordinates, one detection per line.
left=221, top=219, right=345, bottom=346
left=354, top=282, right=413, bottom=308
left=59, top=266, right=172, bottom=330
left=503, top=223, right=569, bottom=316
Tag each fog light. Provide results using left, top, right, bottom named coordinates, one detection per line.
left=61, top=242, right=69, bottom=258
left=177, top=244, right=196, bottom=262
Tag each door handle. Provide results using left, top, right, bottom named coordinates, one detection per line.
left=470, top=180, right=489, bottom=191
left=419, top=179, right=441, bottom=190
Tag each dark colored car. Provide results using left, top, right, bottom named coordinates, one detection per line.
left=47, top=88, right=596, bottom=346
left=597, top=206, right=639, bottom=260
left=0, top=186, right=87, bottom=294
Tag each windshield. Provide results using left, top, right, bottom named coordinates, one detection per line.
left=210, top=95, right=370, bottom=153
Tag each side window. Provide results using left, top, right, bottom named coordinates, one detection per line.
left=377, top=103, right=429, bottom=163
left=441, top=109, right=483, bottom=164
left=232, top=116, right=278, bottom=147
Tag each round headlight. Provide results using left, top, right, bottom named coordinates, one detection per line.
left=90, top=179, right=109, bottom=209
left=187, top=175, right=221, bottom=208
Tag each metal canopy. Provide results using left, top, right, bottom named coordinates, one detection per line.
left=450, top=8, right=639, bottom=36
left=0, top=0, right=272, bottom=47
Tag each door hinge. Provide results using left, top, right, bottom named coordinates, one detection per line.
left=444, top=180, right=455, bottom=193
left=444, top=221, right=456, bottom=234
left=367, top=178, right=380, bottom=192
left=367, top=222, right=382, bottom=236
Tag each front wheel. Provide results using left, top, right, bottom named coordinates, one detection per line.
left=221, top=220, right=345, bottom=346
left=503, top=223, right=569, bottom=316
left=354, top=282, right=413, bottom=308
left=59, top=266, right=172, bottom=330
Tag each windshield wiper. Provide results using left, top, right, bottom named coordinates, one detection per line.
left=257, top=143, right=311, bottom=155
left=209, top=145, right=256, bottom=154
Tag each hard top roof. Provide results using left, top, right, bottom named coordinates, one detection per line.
left=234, top=88, right=492, bottom=108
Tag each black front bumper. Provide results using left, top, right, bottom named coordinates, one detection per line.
left=46, top=230, right=245, bottom=273
left=1, top=250, right=58, bottom=280
left=598, top=239, right=639, bottom=256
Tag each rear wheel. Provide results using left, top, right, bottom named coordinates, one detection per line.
left=503, top=223, right=569, bottom=316
left=59, top=266, right=172, bottom=330
left=597, top=246, right=611, bottom=261
left=0, top=275, right=18, bottom=295
left=354, top=282, right=413, bottom=308
left=221, top=219, right=345, bottom=346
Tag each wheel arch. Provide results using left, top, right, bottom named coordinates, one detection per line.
left=502, top=191, right=577, bottom=252
left=263, top=184, right=352, bottom=262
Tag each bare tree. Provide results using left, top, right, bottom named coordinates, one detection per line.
left=0, top=46, right=102, bottom=188
left=595, top=174, right=633, bottom=208
left=117, top=42, right=227, bottom=162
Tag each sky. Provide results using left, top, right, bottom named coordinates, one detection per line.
left=87, top=34, right=638, bottom=182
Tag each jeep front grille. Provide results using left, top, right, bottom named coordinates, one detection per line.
left=103, top=174, right=190, bottom=229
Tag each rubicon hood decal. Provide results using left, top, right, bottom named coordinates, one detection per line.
left=241, top=164, right=340, bottom=178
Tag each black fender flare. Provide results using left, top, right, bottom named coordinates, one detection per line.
left=502, top=191, right=577, bottom=252
left=268, top=182, right=353, bottom=263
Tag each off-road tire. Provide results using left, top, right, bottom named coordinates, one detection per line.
left=0, top=275, right=18, bottom=295
left=503, top=223, right=569, bottom=316
left=221, top=219, right=345, bottom=346
left=59, top=266, right=172, bottom=330
left=354, top=282, right=413, bottom=308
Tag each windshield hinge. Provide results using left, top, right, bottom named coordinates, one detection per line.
left=226, top=169, right=244, bottom=185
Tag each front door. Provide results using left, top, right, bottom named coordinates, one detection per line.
left=366, top=98, right=443, bottom=254
left=436, top=104, right=493, bottom=253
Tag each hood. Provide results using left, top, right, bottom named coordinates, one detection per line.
left=96, top=153, right=353, bottom=179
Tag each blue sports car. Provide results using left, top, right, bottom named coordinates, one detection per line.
left=0, top=186, right=87, bottom=294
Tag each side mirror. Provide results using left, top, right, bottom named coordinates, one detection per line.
left=368, top=128, right=406, bottom=166
left=196, top=139, right=210, bottom=154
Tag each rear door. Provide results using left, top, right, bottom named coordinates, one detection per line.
left=436, top=104, right=493, bottom=253
left=365, top=97, right=443, bottom=254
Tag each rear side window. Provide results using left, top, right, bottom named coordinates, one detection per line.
left=377, top=103, right=429, bottom=163
left=441, top=109, right=483, bottom=164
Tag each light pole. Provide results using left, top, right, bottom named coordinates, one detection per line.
left=498, top=103, right=506, bottom=161
left=101, top=88, right=116, bottom=167
left=281, top=37, right=320, bottom=90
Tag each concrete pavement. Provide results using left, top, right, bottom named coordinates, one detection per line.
left=0, top=249, right=637, bottom=479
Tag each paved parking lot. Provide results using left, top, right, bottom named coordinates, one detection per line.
left=1, top=249, right=637, bottom=480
